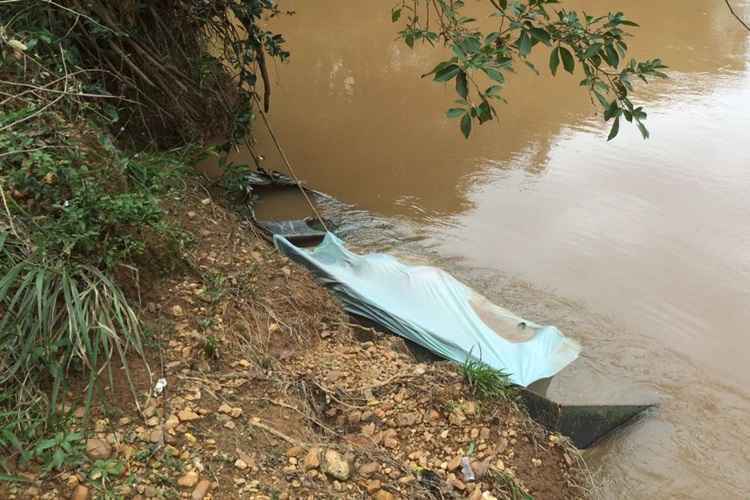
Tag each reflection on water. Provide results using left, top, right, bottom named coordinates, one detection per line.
left=233, top=0, right=750, bottom=498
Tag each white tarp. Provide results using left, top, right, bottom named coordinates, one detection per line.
left=275, top=233, right=580, bottom=387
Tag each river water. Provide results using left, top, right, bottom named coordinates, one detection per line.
left=232, top=1, right=750, bottom=498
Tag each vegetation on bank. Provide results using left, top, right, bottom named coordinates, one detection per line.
left=0, top=0, right=287, bottom=475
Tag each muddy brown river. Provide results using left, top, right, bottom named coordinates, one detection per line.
left=229, top=1, right=750, bottom=497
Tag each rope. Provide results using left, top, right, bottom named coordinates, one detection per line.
left=251, top=93, right=331, bottom=233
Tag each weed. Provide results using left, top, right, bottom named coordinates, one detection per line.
left=203, top=335, right=221, bottom=360
left=460, top=356, right=515, bottom=400
left=33, top=430, right=85, bottom=472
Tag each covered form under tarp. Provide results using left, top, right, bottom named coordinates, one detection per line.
left=275, top=233, right=581, bottom=387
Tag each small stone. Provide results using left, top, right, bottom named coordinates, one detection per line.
left=449, top=477, right=466, bottom=490
left=178, top=471, right=200, bottom=488
left=200, top=198, right=211, bottom=205
left=187, top=211, right=197, bottom=218
left=171, top=305, right=184, bottom=317
left=361, top=423, right=376, bottom=436
left=469, top=488, right=483, bottom=500
left=383, top=437, right=398, bottom=449
left=374, top=490, right=395, bottom=500
left=321, top=449, right=350, bottom=481
left=303, top=448, right=321, bottom=470
left=145, top=416, right=160, bottom=427
left=178, top=409, right=201, bottom=422
left=71, top=485, right=90, bottom=500
left=191, top=480, right=211, bottom=500
left=366, top=479, right=382, bottom=493
left=287, top=446, right=305, bottom=458
left=148, top=429, right=163, bottom=443
left=531, top=458, right=542, bottom=467
left=447, top=456, right=462, bottom=471
left=234, top=459, right=248, bottom=470
left=165, top=415, right=180, bottom=429
left=85, top=438, right=112, bottom=460
left=470, top=428, right=480, bottom=439
left=217, top=403, right=242, bottom=418
left=396, top=412, right=420, bottom=427
left=358, top=462, right=379, bottom=477
left=223, top=420, right=236, bottom=430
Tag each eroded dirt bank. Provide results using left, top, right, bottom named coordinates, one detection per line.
left=4, top=179, right=587, bottom=500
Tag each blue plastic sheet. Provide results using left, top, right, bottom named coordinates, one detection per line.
left=275, top=233, right=580, bottom=387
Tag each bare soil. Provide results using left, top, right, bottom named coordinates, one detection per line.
left=4, top=179, right=589, bottom=500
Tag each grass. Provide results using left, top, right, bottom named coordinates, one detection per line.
left=0, top=234, right=149, bottom=466
left=460, top=356, right=516, bottom=400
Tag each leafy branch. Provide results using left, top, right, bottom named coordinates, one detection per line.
left=393, top=0, right=667, bottom=139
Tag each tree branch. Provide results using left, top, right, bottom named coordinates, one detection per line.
left=725, top=0, right=750, bottom=31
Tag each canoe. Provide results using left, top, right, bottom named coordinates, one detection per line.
left=243, top=169, right=654, bottom=448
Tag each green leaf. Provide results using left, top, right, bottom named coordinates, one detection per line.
left=481, top=67, right=504, bottom=83
left=549, top=47, right=560, bottom=75
left=559, top=47, right=575, bottom=73
left=456, top=71, right=469, bottom=99
left=530, top=27, right=551, bottom=46
left=486, top=85, right=503, bottom=97
left=447, top=108, right=465, bottom=118
left=477, top=101, right=492, bottom=123
left=391, top=7, right=401, bottom=22
left=636, top=120, right=650, bottom=139
left=605, top=44, right=620, bottom=68
left=434, top=64, right=461, bottom=82
left=460, top=114, right=472, bottom=138
left=607, top=115, right=620, bottom=141
left=518, top=31, right=532, bottom=57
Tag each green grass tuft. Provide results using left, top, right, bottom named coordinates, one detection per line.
left=460, top=356, right=516, bottom=400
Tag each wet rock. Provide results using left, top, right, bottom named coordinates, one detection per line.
left=85, top=438, right=112, bottom=460
left=178, top=471, right=200, bottom=488
left=321, top=449, right=350, bottom=481
left=303, top=448, right=321, bottom=471
left=70, top=485, right=90, bottom=500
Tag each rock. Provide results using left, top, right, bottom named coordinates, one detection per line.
left=395, top=412, right=420, bottom=427
left=70, top=485, right=90, bottom=500
left=358, top=462, right=379, bottom=477
left=383, top=437, right=398, bottom=449
left=374, top=490, right=395, bottom=500
left=447, top=456, right=462, bottom=471
left=171, top=305, right=184, bottom=317
left=234, top=459, right=248, bottom=470
left=366, top=479, right=382, bottom=493
left=449, top=477, right=466, bottom=491
left=178, top=471, right=200, bottom=488
left=217, top=403, right=242, bottom=418
left=149, top=430, right=164, bottom=444
left=361, top=423, right=376, bottom=436
left=85, top=438, right=112, bottom=460
left=178, top=409, right=201, bottom=422
left=287, top=446, right=305, bottom=458
left=145, top=416, right=160, bottom=427
left=531, top=458, right=542, bottom=467
left=23, top=486, right=41, bottom=497
left=462, top=401, right=477, bottom=415
left=472, top=457, right=492, bottom=479
left=191, top=480, right=211, bottom=500
left=303, top=448, right=321, bottom=471
left=321, top=449, right=350, bottom=481
left=469, top=488, right=483, bottom=500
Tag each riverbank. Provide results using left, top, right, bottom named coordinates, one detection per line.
left=1, top=176, right=588, bottom=499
